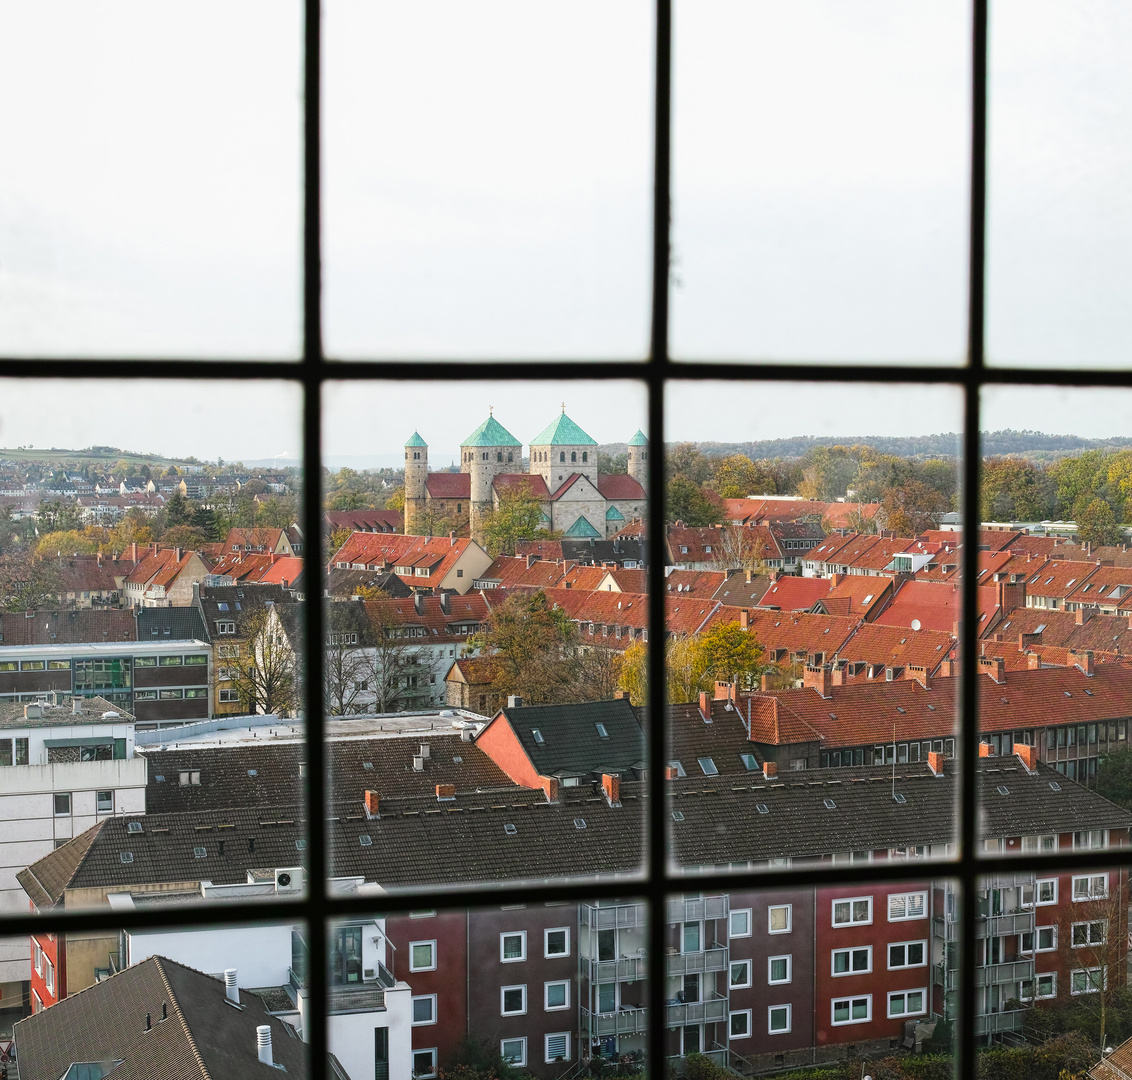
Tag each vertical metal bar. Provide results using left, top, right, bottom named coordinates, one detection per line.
left=960, top=0, right=989, bottom=1072
left=302, top=0, right=327, bottom=1074
left=648, top=0, right=673, bottom=1073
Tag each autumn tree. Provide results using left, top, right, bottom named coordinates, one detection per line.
left=878, top=480, right=949, bottom=536
left=695, top=622, right=766, bottom=691
left=480, top=486, right=547, bottom=556
left=708, top=526, right=770, bottom=575
left=0, top=548, right=63, bottom=612
left=666, top=478, right=722, bottom=526
left=1076, top=497, right=1122, bottom=547
left=710, top=454, right=777, bottom=499
left=666, top=443, right=714, bottom=486
left=159, top=524, right=210, bottom=550
left=230, top=605, right=300, bottom=716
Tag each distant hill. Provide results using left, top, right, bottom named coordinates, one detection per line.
left=0, top=446, right=195, bottom=467
left=676, top=431, right=1132, bottom=461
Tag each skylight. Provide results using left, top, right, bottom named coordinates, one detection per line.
left=671, top=811, right=685, bottom=822
left=532, top=729, right=545, bottom=745
left=120, top=852, right=133, bottom=864
left=359, top=835, right=372, bottom=847
left=739, top=753, right=758, bottom=771
left=574, top=818, right=587, bottom=830
left=127, top=821, right=143, bottom=834
left=698, top=757, right=718, bottom=776
left=996, top=786, right=1010, bottom=796
left=595, top=723, right=609, bottom=739
left=756, top=804, right=769, bottom=815
left=363, top=762, right=373, bottom=770
left=193, top=846, right=207, bottom=858
left=504, top=823, right=517, bottom=835
left=823, top=798, right=837, bottom=810
left=893, top=793, right=906, bottom=804
left=248, top=769, right=257, bottom=777
left=1049, top=782, right=1062, bottom=792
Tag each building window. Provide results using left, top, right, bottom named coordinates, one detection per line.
left=832, top=947, right=871, bottom=976
left=544, top=927, right=570, bottom=957
left=832, top=897, right=872, bottom=926
left=768, top=905, right=791, bottom=934
left=410, top=940, right=436, bottom=972
left=96, top=790, right=113, bottom=812
left=887, top=892, right=927, bottom=921
left=500, top=984, right=526, bottom=1015
left=767, top=955, right=791, bottom=985
left=887, top=940, right=927, bottom=969
left=729, top=1010, right=752, bottom=1039
left=33, top=939, right=43, bottom=975
left=1023, top=878, right=1058, bottom=906
left=53, top=793, right=71, bottom=816
left=729, top=959, right=752, bottom=989
left=729, top=909, right=751, bottom=938
left=1022, top=973, right=1057, bottom=1000
left=500, top=931, right=526, bottom=962
left=768, top=1005, right=791, bottom=1035
left=219, top=688, right=240, bottom=703
left=412, top=995, right=437, bottom=1025
left=887, top=989, right=927, bottom=1018
left=412, top=1049, right=438, bottom=1077
left=501, top=1039, right=526, bottom=1066
left=1071, top=967, right=1106, bottom=995
left=545, top=980, right=570, bottom=1010
left=178, top=771, right=201, bottom=786
left=1072, top=921, right=1106, bottom=947
left=1072, top=874, right=1108, bottom=901
left=831, top=996, right=871, bottom=1025
left=545, top=1033, right=570, bottom=1063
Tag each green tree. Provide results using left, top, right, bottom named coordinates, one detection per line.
left=164, top=488, right=193, bottom=528
left=231, top=606, right=299, bottom=716
left=666, top=443, right=713, bottom=485
left=695, top=622, right=766, bottom=690
left=1094, top=746, right=1132, bottom=810
left=439, top=1037, right=526, bottom=1080
left=1076, top=497, right=1121, bottom=547
left=666, top=477, right=722, bottom=526
left=711, top=454, right=778, bottom=499
left=481, top=486, right=546, bottom=556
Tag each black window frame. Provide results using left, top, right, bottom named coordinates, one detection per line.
left=2, top=2, right=1128, bottom=1077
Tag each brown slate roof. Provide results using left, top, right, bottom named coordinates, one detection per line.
left=18, top=820, right=106, bottom=908
left=0, top=608, right=136, bottom=645
left=14, top=954, right=308, bottom=1080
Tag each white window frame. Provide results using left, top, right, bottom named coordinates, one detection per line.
left=768, top=1004, right=792, bottom=1035
left=1071, top=920, right=1106, bottom=948
left=887, top=988, right=928, bottom=1019
left=887, top=940, right=928, bottom=970
left=96, top=789, right=113, bottom=812
left=1023, top=878, right=1058, bottom=906
left=767, top=954, right=791, bottom=985
left=768, top=904, right=792, bottom=934
left=1072, top=873, right=1108, bottom=901
left=500, top=1038, right=527, bottom=1067
left=500, top=984, right=527, bottom=1016
left=887, top=891, right=927, bottom=922
left=44, top=957, right=54, bottom=995
left=729, top=959, right=752, bottom=989
left=412, top=994, right=437, bottom=1026
left=500, top=931, right=527, bottom=962
left=412, top=1048, right=438, bottom=1078
left=545, top=1032, right=571, bottom=1064
left=544, top=980, right=570, bottom=1011
left=409, top=940, right=436, bottom=973
left=544, top=926, right=570, bottom=958
left=729, top=1009, right=752, bottom=1040
left=1036, top=925, right=1057, bottom=951
left=832, top=896, right=873, bottom=927
left=831, top=946, right=872, bottom=977
left=1021, top=973, right=1057, bottom=1000
left=1071, top=966, right=1106, bottom=995
left=729, top=908, right=752, bottom=938
left=33, top=939, right=43, bottom=976
left=831, top=995, right=872, bottom=1026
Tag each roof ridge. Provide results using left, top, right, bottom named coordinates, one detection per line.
left=154, top=955, right=214, bottom=1080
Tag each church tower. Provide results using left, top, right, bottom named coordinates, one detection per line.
left=460, top=411, right=522, bottom=543
left=529, top=407, right=599, bottom=491
left=403, top=431, right=428, bottom=535
left=627, top=429, right=649, bottom=489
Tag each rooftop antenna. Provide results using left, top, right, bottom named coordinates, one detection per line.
left=892, top=721, right=897, bottom=801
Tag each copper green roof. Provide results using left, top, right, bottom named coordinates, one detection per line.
left=564, top=515, right=601, bottom=538
left=404, top=431, right=428, bottom=448
left=530, top=413, right=597, bottom=447
left=628, top=429, right=649, bottom=446
left=462, top=415, right=522, bottom=448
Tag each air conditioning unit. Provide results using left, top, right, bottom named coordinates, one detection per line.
left=275, top=867, right=305, bottom=893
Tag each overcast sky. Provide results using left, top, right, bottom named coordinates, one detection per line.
left=2, top=1, right=1130, bottom=366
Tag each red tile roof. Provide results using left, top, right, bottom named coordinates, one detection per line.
left=1024, top=561, right=1099, bottom=601
left=874, top=580, right=998, bottom=634
left=425, top=473, right=471, bottom=499
left=329, top=532, right=482, bottom=590
left=493, top=474, right=551, bottom=499
left=757, top=576, right=831, bottom=611
left=834, top=622, right=955, bottom=672
left=596, top=473, right=646, bottom=500
left=663, top=570, right=727, bottom=598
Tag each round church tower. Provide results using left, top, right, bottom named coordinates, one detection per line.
left=403, top=431, right=429, bottom=535
left=459, top=412, right=522, bottom=542
left=627, top=429, right=649, bottom=489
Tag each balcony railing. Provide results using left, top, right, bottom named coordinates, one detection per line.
left=585, top=955, right=647, bottom=983
left=938, top=959, right=1034, bottom=991
left=666, top=896, right=728, bottom=924
left=980, top=912, right=1034, bottom=938
left=582, top=903, right=648, bottom=930
left=665, top=995, right=728, bottom=1026
left=982, top=872, right=1035, bottom=891
left=668, top=1050, right=727, bottom=1073
left=581, top=1006, right=648, bottom=1036
left=666, top=947, right=728, bottom=977
left=973, top=1009, right=1028, bottom=1036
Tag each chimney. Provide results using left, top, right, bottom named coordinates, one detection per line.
left=831, top=660, right=847, bottom=687
left=698, top=691, right=712, bottom=720
left=131, top=541, right=138, bottom=562
left=602, top=773, right=621, bottom=807
left=152, top=542, right=159, bottom=555
left=744, top=568, right=752, bottom=584
left=449, top=531, right=456, bottom=546
left=1014, top=743, right=1038, bottom=773
left=1075, top=605, right=1094, bottom=626
left=145, top=1012, right=151, bottom=1031
left=72, top=696, right=81, bottom=715
left=802, top=664, right=831, bottom=699
left=979, top=656, right=1006, bottom=684
left=539, top=775, right=560, bottom=803
left=96, top=551, right=102, bottom=567
left=257, top=1025, right=274, bottom=1067
left=419, top=743, right=430, bottom=759
left=904, top=665, right=930, bottom=691
left=527, top=553, right=537, bottom=569
left=364, top=790, right=380, bottom=817
left=224, top=969, right=239, bottom=1004
left=713, top=680, right=736, bottom=702
left=413, top=756, right=425, bottom=772
left=739, top=609, right=750, bottom=630
left=614, top=689, right=629, bottom=700
left=978, top=742, right=992, bottom=757
left=414, top=592, right=425, bottom=615
left=664, top=766, right=678, bottom=780
left=762, top=761, right=777, bottom=780
left=1071, top=649, right=1095, bottom=676
left=1027, top=651, right=1042, bottom=670
left=175, top=547, right=183, bottom=562
left=507, top=694, right=523, bottom=709
left=439, top=591, right=450, bottom=614
left=162, top=1000, right=168, bottom=1020
left=927, top=751, right=944, bottom=777
left=436, top=783, right=455, bottom=800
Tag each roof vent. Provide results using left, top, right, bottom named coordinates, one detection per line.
left=363, top=762, right=373, bottom=770
left=756, top=804, right=769, bottom=815
left=574, top=818, right=587, bottom=830
left=504, top=823, right=517, bottom=835
left=823, top=798, right=837, bottom=810
left=224, top=969, right=240, bottom=1005
left=193, top=846, right=207, bottom=858
left=413, top=756, right=425, bottom=772
left=120, top=852, right=134, bottom=864
left=256, top=1024, right=274, bottom=1067
left=359, top=834, right=372, bottom=847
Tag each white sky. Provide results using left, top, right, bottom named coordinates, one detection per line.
left=3, top=1, right=1131, bottom=365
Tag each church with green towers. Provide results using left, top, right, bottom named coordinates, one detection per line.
left=402, top=408, right=648, bottom=543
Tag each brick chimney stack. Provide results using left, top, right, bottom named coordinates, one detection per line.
left=698, top=691, right=712, bottom=721
left=602, top=773, right=621, bottom=807
left=762, top=761, right=777, bottom=780
left=1013, top=743, right=1038, bottom=773
left=803, top=663, right=831, bottom=699
left=364, top=790, right=380, bottom=818
left=978, top=742, right=992, bottom=757
left=927, top=751, right=944, bottom=777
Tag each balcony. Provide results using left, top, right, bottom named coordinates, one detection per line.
left=937, top=959, right=1034, bottom=991
left=973, top=1009, right=1027, bottom=1036
left=585, top=955, right=647, bottom=983
left=582, top=903, right=647, bottom=930
left=666, top=896, right=728, bottom=923
left=668, top=1051, right=726, bottom=1074
left=980, top=912, right=1034, bottom=938
left=665, top=995, right=728, bottom=1026
left=582, top=1006, right=648, bottom=1037
left=666, top=947, right=728, bottom=977
left=982, top=872, right=1035, bottom=891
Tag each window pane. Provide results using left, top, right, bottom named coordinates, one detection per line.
left=0, top=3, right=302, bottom=358
left=323, top=0, right=652, bottom=360
left=987, top=0, right=1132, bottom=368
left=672, top=1, right=969, bottom=363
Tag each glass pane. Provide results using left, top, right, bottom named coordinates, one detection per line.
left=671, top=1, right=969, bottom=364
left=987, top=1, right=1132, bottom=368
left=0, top=379, right=305, bottom=914
left=323, top=381, right=648, bottom=887
left=324, top=0, right=653, bottom=360
left=0, top=3, right=303, bottom=358
left=15, top=922, right=308, bottom=1071
left=331, top=902, right=648, bottom=1078
left=666, top=380, right=962, bottom=872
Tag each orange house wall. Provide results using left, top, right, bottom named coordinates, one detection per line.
left=474, top=716, right=541, bottom=789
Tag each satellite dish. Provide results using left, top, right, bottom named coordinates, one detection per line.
left=911, top=619, right=921, bottom=631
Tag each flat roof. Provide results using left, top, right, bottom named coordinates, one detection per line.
left=0, top=640, right=210, bottom=658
